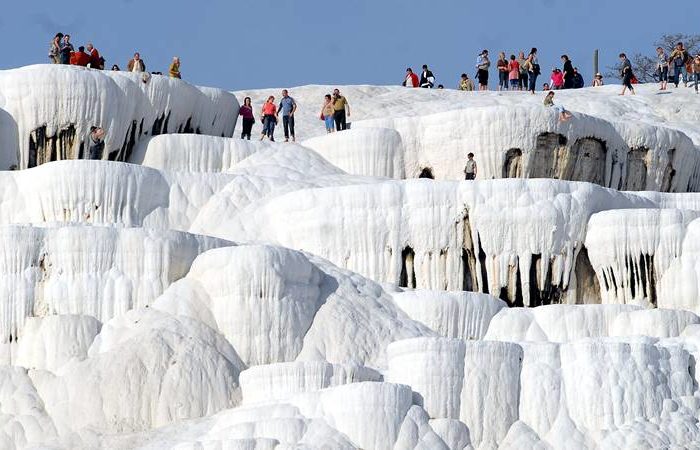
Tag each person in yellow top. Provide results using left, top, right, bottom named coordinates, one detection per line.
left=458, top=73, right=475, bottom=91
left=169, top=57, right=181, bottom=79
left=332, top=89, right=350, bottom=131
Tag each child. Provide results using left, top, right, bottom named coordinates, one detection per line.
left=464, top=153, right=477, bottom=180
left=544, top=91, right=572, bottom=122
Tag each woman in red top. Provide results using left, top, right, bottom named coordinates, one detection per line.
left=260, top=96, right=277, bottom=141
left=239, top=97, right=255, bottom=140
left=508, top=55, right=520, bottom=90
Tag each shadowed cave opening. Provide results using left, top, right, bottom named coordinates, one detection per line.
left=503, top=148, right=523, bottom=178
left=418, top=167, right=434, bottom=179
left=399, top=246, right=416, bottom=288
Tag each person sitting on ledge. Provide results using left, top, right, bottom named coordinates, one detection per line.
left=544, top=91, right=572, bottom=122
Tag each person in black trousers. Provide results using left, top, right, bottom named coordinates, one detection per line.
left=239, top=97, right=255, bottom=140
left=332, top=89, right=350, bottom=131
left=561, top=55, right=574, bottom=89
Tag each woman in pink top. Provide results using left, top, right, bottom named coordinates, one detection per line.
left=550, top=69, right=564, bottom=90
left=508, top=55, right=520, bottom=90
left=260, top=96, right=277, bottom=141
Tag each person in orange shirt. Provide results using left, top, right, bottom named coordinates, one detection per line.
left=71, top=46, right=91, bottom=66
left=260, top=96, right=278, bottom=141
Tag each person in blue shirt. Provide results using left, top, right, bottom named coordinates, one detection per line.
left=278, top=90, right=298, bottom=142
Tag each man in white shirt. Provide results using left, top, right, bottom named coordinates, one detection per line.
left=127, top=52, right=146, bottom=72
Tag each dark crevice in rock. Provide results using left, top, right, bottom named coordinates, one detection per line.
left=662, top=149, right=676, bottom=192
left=399, top=246, right=416, bottom=289
left=477, top=236, right=489, bottom=294
left=28, top=124, right=77, bottom=168
left=574, top=246, right=601, bottom=304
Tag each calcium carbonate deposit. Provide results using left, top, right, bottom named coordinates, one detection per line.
left=2, top=64, right=700, bottom=449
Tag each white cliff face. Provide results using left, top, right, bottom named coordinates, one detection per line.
left=0, top=224, right=230, bottom=348
left=0, top=65, right=238, bottom=169
left=233, top=84, right=700, bottom=191
left=4, top=67, right=700, bottom=449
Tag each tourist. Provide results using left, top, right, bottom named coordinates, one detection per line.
left=561, top=55, right=574, bottom=89
left=670, top=42, right=689, bottom=87
left=49, top=33, right=63, bottom=64
left=508, top=55, right=520, bottom=90
left=497, top=52, right=509, bottom=91
left=86, top=43, right=102, bottom=69
left=459, top=73, right=475, bottom=91
left=88, top=126, right=105, bottom=160
left=517, top=51, right=528, bottom=90
left=592, top=73, right=604, bottom=87
left=544, top=91, right=572, bottom=122
left=420, top=64, right=435, bottom=88
left=260, top=96, right=277, bottom=141
left=320, top=94, right=335, bottom=133
left=332, top=89, right=350, bottom=131
left=127, top=53, right=146, bottom=72
left=464, top=153, right=477, bottom=180
left=278, top=89, right=297, bottom=142
left=403, top=68, right=419, bottom=88
left=550, top=68, right=564, bottom=90
left=239, top=97, right=255, bottom=140
left=573, top=68, right=584, bottom=88
left=169, top=57, right=181, bottom=79
left=475, top=50, right=490, bottom=90
left=526, top=48, right=540, bottom=94
left=619, top=53, right=635, bottom=96
left=437, top=84, right=444, bottom=89
left=59, top=34, right=74, bottom=65
left=542, top=83, right=550, bottom=91
left=692, top=55, right=700, bottom=94
left=111, top=64, right=120, bottom=71
left=71, top=46, right=91, bottom=66
left=656, top=47, right=669, bottom=90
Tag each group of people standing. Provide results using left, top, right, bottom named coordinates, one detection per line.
left=49, top=33, right=183, bottom=80
left=49, top=33, right=103, bottom=69
left=238, top=89, right=351, bottom=141
left=656, top=43, right=700, bottom=93
left=403, top=65, right=436, bottom=88
left=406, top=43, right=700, bottom=95
left=474, top=48, right=543, bottom=93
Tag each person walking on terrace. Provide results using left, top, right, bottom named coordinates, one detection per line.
left=320, top=94, right=335, bottom=133
left=332, top=89, right=350, bottom=131
left=260, top=96, right=277, bottom=141
left=278, top=89, right=297, bottom=142
left=239, top=97, right=255, bottom=140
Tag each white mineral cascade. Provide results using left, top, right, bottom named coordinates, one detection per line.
left=2, top=65, right=700, bottom=449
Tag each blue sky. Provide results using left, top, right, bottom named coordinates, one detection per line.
left=3, top=0, right=697, bottom=90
